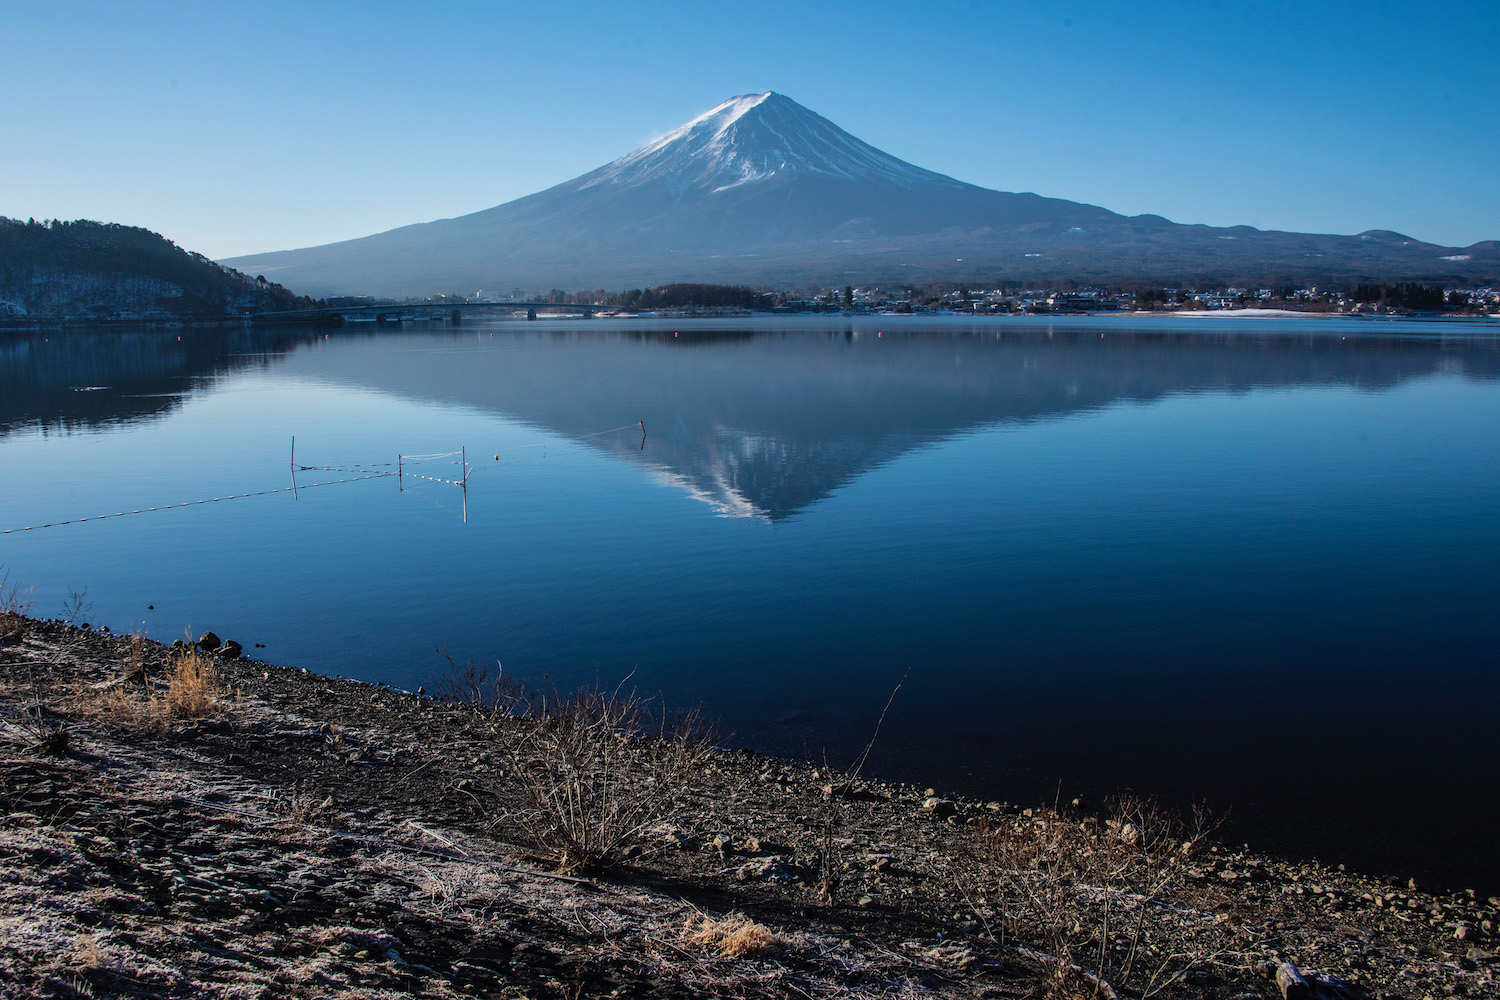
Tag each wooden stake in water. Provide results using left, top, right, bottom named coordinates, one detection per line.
left=290, top=436, right=298, bottom=500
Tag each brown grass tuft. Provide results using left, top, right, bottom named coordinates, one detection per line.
left=163, top=647, right=231, bottom=718
left=73, top=642, right=234, bottom=729
left=71, top=934, right=112, bottom=972
left=685, top=913, right=785, bottom=959
left=79, top=683, right=168, bottom=733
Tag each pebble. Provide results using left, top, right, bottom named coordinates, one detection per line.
left=663, top=829, right=696, bottom=851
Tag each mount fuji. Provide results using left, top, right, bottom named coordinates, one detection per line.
left=224, top=92, right=1498, bottom=296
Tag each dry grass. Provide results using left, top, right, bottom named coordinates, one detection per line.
left=70, top=934, right=112, bottom=973
left=79, top=684, right=167, bottom=733
left=685, top=913, right=786, bottom=959
left=268, top=781, right=330, bottom=826
left=162, top=646, right=231, bottom=718
left=73, top=643, right=234, bottom=730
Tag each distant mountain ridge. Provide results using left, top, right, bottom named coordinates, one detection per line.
left=0, top=218, right=319, bottom=321
left=222, top=93, right=1500, bottom=296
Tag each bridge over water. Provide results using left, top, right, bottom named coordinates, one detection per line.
left=252, top=301, right=609, bottom=324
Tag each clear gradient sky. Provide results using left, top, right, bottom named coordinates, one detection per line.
left=4, top=0, right=1496, bottom=261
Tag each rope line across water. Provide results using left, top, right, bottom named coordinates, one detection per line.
left=0, top=474, right=391, bottom=535
left=295, top=463, right=396, bottom=473
left=7, top=423, right=641, bottom=536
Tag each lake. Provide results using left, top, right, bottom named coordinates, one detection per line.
left=3, top=315, right=1498, bottom=891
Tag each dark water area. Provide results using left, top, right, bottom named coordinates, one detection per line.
left=3, top=316, right=1498, bottom=892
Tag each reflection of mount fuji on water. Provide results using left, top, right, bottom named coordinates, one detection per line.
left=271, top=321, right=1499, bottom=519
left=6, top=321, right=1497, bottom=518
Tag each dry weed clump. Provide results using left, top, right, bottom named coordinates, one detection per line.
left=685, top=913, right=786, bottom=959
left=497, top=685, right=711, bottom=874
left=77, top=683, right=166, bottom=734
left=966, top=795, right=1227, bottom=997
left=268, top=781, right=330, bottom=826
left=162, top=646, right=232, bottom=718
left=73, top=642, right=234, bottom=729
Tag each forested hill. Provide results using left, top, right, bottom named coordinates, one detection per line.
left=0, top=218, right=321, bottom=322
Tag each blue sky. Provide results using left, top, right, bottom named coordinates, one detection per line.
left=3, top=0, right=1496, bottom=260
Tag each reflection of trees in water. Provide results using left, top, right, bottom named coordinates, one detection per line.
left=0, top=328, right=323, bottom=435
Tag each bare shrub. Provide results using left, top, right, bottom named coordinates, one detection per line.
left=685, top=913, right=785, bottom=958
left=967, top=794, right=1226, bottom=997
left=60, top=586, right=92, bottom=627
left=2, top=664, right=72, bottom=756
left=0, top=568, right=33, bottom=644
left=498, top=684, right=711, bottom=874
left=433, top=647, right=532, bottom=716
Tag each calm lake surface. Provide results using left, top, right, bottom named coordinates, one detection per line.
left=3, top=316, right=1498, bottom=890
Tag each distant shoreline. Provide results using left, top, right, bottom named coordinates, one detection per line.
left=5, top=309, right=1498, bottom=335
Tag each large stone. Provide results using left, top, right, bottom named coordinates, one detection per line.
left=1276, top=962, right=1310, bottom=1000
left=196, top=631, right=221, bottom=652
left=922, top=796, right=956, bottom=818
left=219, top=640, right=243, bottom=660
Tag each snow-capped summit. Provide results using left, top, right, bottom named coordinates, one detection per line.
left=224, top=94, right=1499, bottom=296
left=581, top=92, right=961, bottom=194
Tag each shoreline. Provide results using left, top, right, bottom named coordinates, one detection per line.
left=4, top=308, right=1497, bottom=335
left=3, top=616, right=1497, bottom=999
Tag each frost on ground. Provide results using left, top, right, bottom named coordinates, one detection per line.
left=2, top=618, right=1497, bottom=999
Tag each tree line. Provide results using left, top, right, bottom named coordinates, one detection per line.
left=1349, top=283, right=1447, bottom=311
left=609, top=283, right=772, bottom=310
left=0, top=218, right=322, bottom=317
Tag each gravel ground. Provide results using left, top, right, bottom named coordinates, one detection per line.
left=1, top=616, right=1496, bottom=999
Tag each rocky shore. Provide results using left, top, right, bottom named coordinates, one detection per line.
left=1, top=616, right=1496, bottom=999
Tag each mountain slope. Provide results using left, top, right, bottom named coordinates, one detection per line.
left=223, top=93, right=1500, bottom=295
